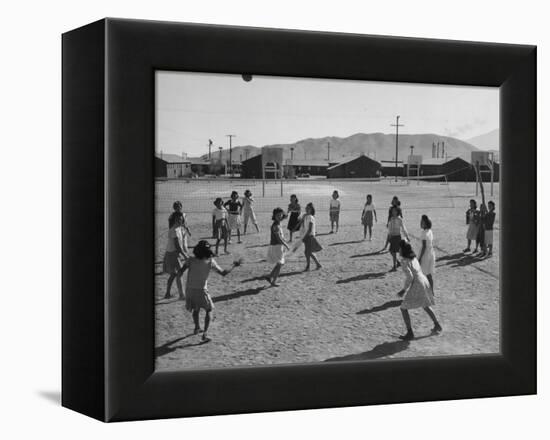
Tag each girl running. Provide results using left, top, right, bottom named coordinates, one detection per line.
left=183, top=240, right=240, bottom=341
left=388, top=205, right=410, bottom=271
left=242, top=189, right=260, bottom=235
left=329, top=190, right=341, bottom=234
left=464, top=199, right=480, bottom=253
left=361, top=194, right=377, bottom=241
left=301, top=202, right=322, bottom=271
left=172, top=200, right=192, bottom=237
left=383, top=196, right=403, bottom=250
left=397, top=240, right=442, bottom=341
left=418, top=215, right=436, bottom=292
left=163, top=211, right=189, bottom=300
left=212, top=198, right=229, bottom=256
left=265, top=208, right=290, bottom=287
left=224, top=191, right=243, bottom=244
left=286, top=194, right=301, bottom=242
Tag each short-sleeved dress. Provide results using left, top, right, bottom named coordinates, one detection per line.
left=267, top=221, right=285, bottom=264
left=163, top=226, right=187, bottom=274
left=419, top=228, right=436, bottom=275
left=212, top=206, right=228, bottom=239
left=466, top=208, right=480, bottom=241
left=484, top=211, right=496, bottom=245
left=362, top=203, right=376, bottom=226
left=242, top=196, right=256, bottom=225
left=301, top=214, right=323, bottom=254
left=329, top=199, right=341, bottom=222
left=287, top=202, right=301, bottom=231
left=224, top=199, right=242, bottom=229
left=185, top=257, right=220, bottom=312
left=387, top=217, right=404, bottom=253
left=400, top=257, right=435, bottom=310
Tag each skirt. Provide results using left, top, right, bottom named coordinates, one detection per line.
left=287, top=212, right=300, bottom=231
left=467, top=223, right=479, bottom=241
left=420, top=249, right=436, bottom=275
left=304, top=235, right=323, bottom=254
left=267, top=244, right=285, bottom=264
left=243, top=209, right=256, bottom=225
left=330, top=210, right=340, bottom=222
left=400, top=275, right=435, bottom=310
left=362, top=211, right=374, bottom=226
left=485, top=229, right=494, bottom=246
left=185, top=287, right=214, bottom=312
left=227, top=213, right=242, bottom=229
left=163, top=251, right=185, bottom=274
left=389, top=234, right=402, bottom=253
left=213, top=220, right=228, bottom=240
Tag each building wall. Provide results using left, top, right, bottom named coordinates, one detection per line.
left=155, top=157, right=167, bottom=178
left=240, top=155, right=262, bottom=179
left=166, top=162, right=192, bottom=179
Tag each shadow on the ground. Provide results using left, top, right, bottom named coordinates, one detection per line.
left=213, top=286, right=267, bottom=303
left=357, top=299, right=402, bottom=315
left=155, top=333, right=206, bottom=357
left=437, top=252, right=486, bottom=268
left=336, top=272, right=386, bottom=284
left=324, top=340, right=410, bottom=362
left=155, top=297, right=184, bottom=306
left=350, top=249, right=386, bottom=258
left=329, top=240, right=365, bottom=247
left=37, top=390, right=61, bottom=405
left=241, top=270, right=303, bottom=283
left=245, top=243, right=270, bottom=249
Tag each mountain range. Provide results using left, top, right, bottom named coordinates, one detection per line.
left=466, top=129, right=499, bottom=151
left=201, top=132, right=480, bottom=163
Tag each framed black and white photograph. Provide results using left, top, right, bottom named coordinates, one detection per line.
left=154, top=71, right=501, bottom=370
left=61, top=18, right=536, bottom=422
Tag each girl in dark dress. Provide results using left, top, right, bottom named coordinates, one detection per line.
left=286, top=194, right=301, bottom=242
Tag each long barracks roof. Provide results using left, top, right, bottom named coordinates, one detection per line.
left=327, top=155, right=380, bottom=171
left=156, top=153, right=190, bottom=163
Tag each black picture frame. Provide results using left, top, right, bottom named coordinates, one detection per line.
left=62, top=18, right=536, bottom=422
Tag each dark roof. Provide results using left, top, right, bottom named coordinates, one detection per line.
left=156, top=153, right=190, bottom=163
left=287, top=160, right=329, bottom=167
left=327, top=155, right=380, bottom=171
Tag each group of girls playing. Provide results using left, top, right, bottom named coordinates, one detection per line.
left=464, top=198, right=496, bottom=257
left=163, top=200, right=241, bottom=341
left=211, top=189, right=260, bottom=256
left=162, top=190, right=495, bottom=343
left=266, top=199, right=323, bottom=286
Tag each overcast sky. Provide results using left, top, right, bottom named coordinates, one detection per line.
left=156, top=71, right=499, bottom=157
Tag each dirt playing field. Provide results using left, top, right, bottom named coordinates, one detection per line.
left=154, top=178, right=499, bottom=371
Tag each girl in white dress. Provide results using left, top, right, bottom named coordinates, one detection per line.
left=361, top=194, right=377, bottom=241
left=418, top=215, right=436, bottom=292
left=301, top=202, right=323, bottom=271
left=265, top=208, right=290, bottom=286
left=397, top=240, right=442, bottom=340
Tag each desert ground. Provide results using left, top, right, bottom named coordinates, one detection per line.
left=154, top=178, right=499, bottom=371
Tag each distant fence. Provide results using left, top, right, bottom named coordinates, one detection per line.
left=155, top=176, right=475, bottom=215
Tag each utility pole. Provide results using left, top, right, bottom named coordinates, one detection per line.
left=290, top=147, right=294, bottom=161
left=226, top=134, right=236, bottom=177
left=208, top=139, right=213, bottom=160
left=441, top=141, right=445, bottom=159
left=327, top=142, right=331, bottom=161
left=390, top=116, right=404, bottom=182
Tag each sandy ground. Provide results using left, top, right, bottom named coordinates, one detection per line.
left=155, top=180, right=499, bottom=371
